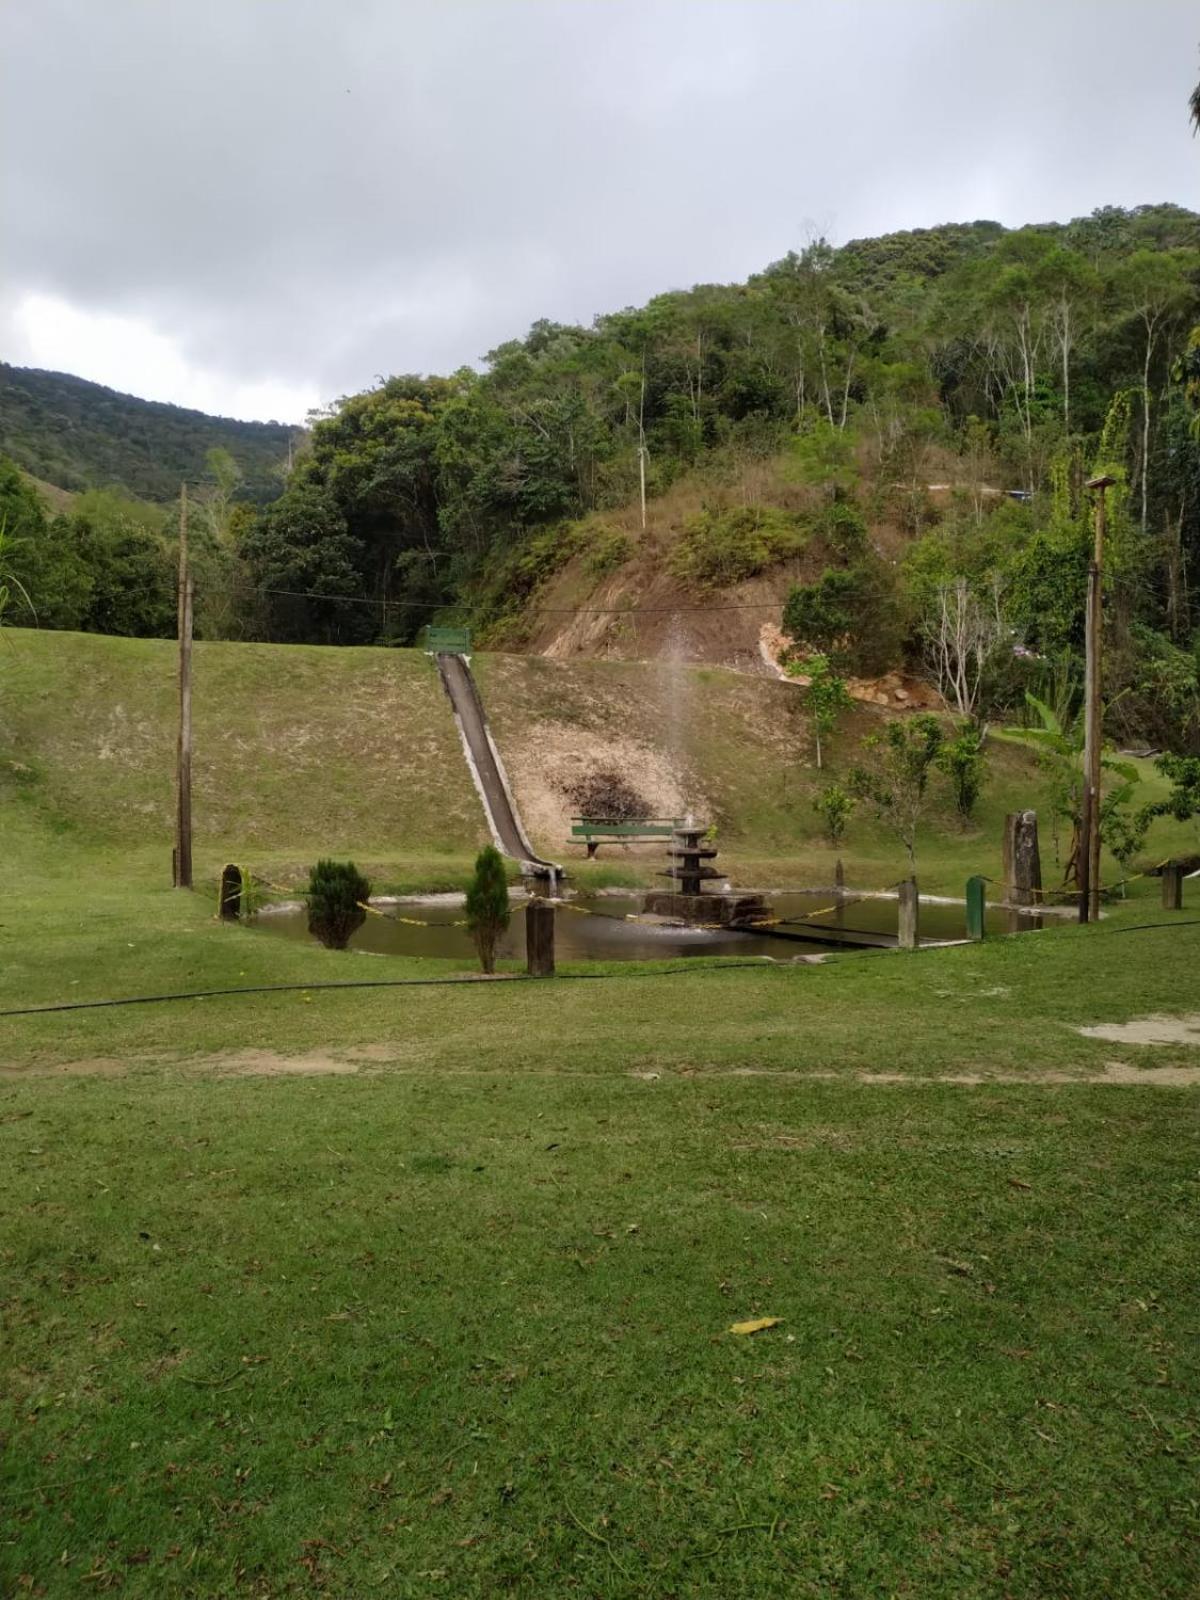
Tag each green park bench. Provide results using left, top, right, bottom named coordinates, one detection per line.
left=569, top=817, right=684, bottom=858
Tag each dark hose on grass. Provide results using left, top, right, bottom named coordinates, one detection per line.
left=8, top=918, right=1197, bottom=1020
left=0, top=961, right=780, bottom=1018
left=1104, top=918, right=1200, bottom=935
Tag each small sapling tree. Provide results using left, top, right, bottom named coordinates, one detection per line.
left=849, top=714, right=944, bottom=871
left=813, top=783, right=855, bottom=848
left=790, top=653, right=852, bottom=769
left=1103, top=803, right=1147, bottom=895
left=306, top=859, right=371, bottom=950
left=937, top=722, right=987, bottom=823
left=466, top=845, right=510, bottom=974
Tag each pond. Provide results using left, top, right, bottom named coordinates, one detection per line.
left=253, top=891, right=1042, bottom=963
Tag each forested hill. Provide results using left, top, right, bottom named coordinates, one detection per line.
left=4, top=203, right=1200, bottom=749
left=0, top=364, right=296, bottom=502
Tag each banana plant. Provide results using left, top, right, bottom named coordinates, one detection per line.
left=1014, top=692, right=1143, bottom=888
left=0, top=518, right=35, bottom=630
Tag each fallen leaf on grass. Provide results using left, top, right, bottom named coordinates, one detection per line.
left=729, top=1317, right=783, bottom=1336
left=938, top=1256, right=974, bottom=1276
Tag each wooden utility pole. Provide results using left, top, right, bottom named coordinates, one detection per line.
left=1078, top=475, right=1115, bottom=923
left=637, top=361, right=647, bottom=532
left=173, top=483, right=194, bottom=889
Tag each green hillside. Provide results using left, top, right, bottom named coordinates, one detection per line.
left=0, top=363, right=295, bottom=502
left=1, top=628, right=1187, bottom=896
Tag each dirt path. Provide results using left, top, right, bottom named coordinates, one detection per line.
left=4, top=1052, right=1199, bottom=1085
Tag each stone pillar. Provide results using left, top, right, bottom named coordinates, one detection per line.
left=525, top=899, right=555, bottom=977
left=1003, top=811, right=1043, bottom=907
left=1162, top=861, right=1184, bottom=911
left=897, top=877, right=919, bottom=950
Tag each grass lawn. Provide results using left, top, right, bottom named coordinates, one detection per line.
left=3, top=631, right=1199, bottom=1595
left=3, top=835, right=1200, bottom=1596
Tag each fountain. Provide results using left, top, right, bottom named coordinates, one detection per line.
left=641, top=822, right=770, bottom=927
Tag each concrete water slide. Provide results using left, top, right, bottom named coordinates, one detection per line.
left=436, top=652, right=562, bottom=882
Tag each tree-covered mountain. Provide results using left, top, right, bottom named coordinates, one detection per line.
left=0, top=363, right=297, bottom=503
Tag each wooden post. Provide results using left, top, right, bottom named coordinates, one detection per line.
left=1080, top=476, right=1113, bottom=923
left=834, top=857, right=846, bottom=931
left=173, top=482, right=194, bottom=890
left=966, top=875, right=986, bottom=941
left=1162, top=861, right=1184, bottom=911
left=1003, top=811, right=1043, bottom=907
left=525, top=898, right=555, bottom=977
left=897, top=877, right=919, bottom=950
left=219, top=864, right=243, bottom=921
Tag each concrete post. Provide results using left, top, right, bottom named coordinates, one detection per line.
left=1162, top=861, right=1184, bottom=911
left=965, top=875, right=986, bottom=941
left=525, top=898, right=555, bottom=977
left=1003, top=811, right=1043, bottom=907
left=897, top=877, right=919, bottom=950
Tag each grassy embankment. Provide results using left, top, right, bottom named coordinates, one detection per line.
left=2, top=629, right=1199, bottom=1596
left=4, top=626, right=1188, bottom=896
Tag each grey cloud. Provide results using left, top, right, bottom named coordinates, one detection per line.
left=3, top=0, right=1197, bottom=416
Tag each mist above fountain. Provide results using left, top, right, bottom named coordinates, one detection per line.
left=642, top=822, right=769, bottom=927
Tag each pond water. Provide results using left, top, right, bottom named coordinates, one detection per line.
left=253, top=891, right=1041, bottom=964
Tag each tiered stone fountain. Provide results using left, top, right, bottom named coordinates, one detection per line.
left=641, top=822, right=769, bottom=927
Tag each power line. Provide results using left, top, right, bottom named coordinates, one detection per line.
left=250, top=586, right=786, bottom=617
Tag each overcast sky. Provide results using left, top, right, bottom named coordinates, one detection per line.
left=3, top=1, right=1197, bottom=423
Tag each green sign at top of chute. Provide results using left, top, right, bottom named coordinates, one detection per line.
left=423, top=626, right=472, bottom=655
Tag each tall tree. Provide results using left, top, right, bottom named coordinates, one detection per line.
left=1110, top=250, right=1193, bottom=530
left=1036, top=246, right=1098, bottom=433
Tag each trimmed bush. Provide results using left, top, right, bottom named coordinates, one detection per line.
left=306, top=859, right=371, bottom=950
left=565, top=769, right=651, bottom=821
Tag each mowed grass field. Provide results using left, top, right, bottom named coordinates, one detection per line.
left=2, top=630, right=1199, bottom=1596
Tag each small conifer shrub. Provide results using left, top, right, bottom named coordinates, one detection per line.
left=306, top=859, right=371, bottom=950
left=465, top=845, right=510, bottom=974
